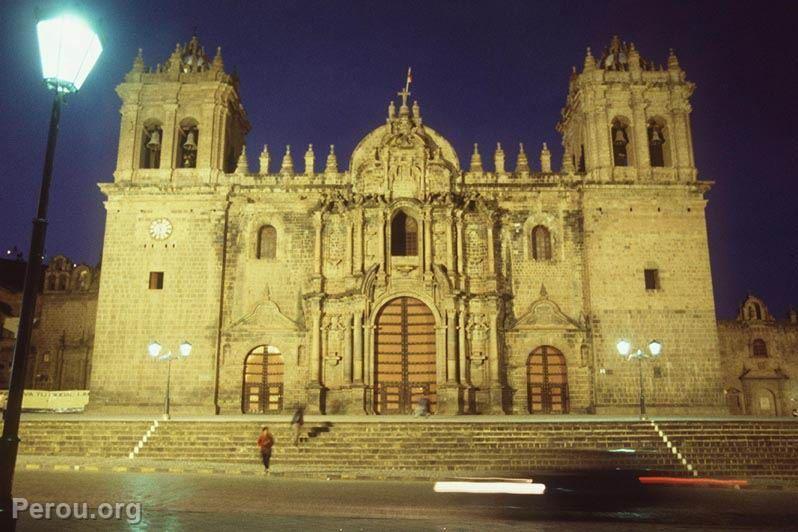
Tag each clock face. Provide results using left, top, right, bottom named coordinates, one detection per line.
left=149, top=218, right=173, bottom=240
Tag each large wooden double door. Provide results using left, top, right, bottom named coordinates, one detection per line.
left=242, top=345, right=284, bottom=414
left=527, top=346, right=569, bottom=414
left=374, top=297, right=437, bottom=414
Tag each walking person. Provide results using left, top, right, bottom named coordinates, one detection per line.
left=257, top=425, right=274, bottom=473
left=291, top=405, right=305, bottom=445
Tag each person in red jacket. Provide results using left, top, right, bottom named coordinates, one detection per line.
left=257, top=425, right=274, bottom=472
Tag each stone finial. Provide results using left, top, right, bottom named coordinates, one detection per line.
left=540, top=142, right=552, bottom=173
left=259, top=145, right=270, bottom=174
left=280, top=145, right=294, bottom=175
left=494, top=143, right=505, bottom=174
left=668, top=48, right=680, bottom=70
left=583, top=47, right=596, bottom=72
left=412, top=100, right=421, bottom=120
left=540, top=284, right=548, bottom=298
left=235, top=146, right=249, bottom=174
left=167, top=43, right=183, bottom=74
left=212, top=46, right=224, bottom=71
left=469, top=143, right=483, bottom=172
left=628, top=42, right=641, bottom=71
left=325, top=145, right=338, bottom=175
left=515, top=143, right=530, bottom=175
left=388, top=100, right=396, bottom=120
left=131, top=48, right=145, bottom=73
left=304, top=144, right=315, bottom=176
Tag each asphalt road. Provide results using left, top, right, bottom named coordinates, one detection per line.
left=12, top=470, right=798, bottom=531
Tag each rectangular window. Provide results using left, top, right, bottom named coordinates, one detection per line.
left=644, top=269, right=659, bottom=290
left=149, top=271, right=164, bottom=290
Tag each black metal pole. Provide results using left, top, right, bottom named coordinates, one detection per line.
left=638, top=355, right=646, bottom=418
left=164, top=357, right=172, bottom=419
left=0, top=91, right=62, bottom=529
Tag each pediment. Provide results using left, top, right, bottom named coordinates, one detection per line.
left=512, top=290, right=582, bottom=331
left=227, top=295, right=301, bottom=333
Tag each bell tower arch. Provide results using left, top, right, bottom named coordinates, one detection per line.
left=557, top=36, right=696, bottom=182
left=114, top=35, right=250, bottom=183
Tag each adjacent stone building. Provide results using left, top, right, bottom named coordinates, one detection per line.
left=81, top=35, right=731, bottom=416
left=718, top=295, right=798, bottom=416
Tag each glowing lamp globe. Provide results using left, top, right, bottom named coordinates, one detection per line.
left=648, top=340, right=663, bottom=357
left=36, top=14, right=102, bottom=94
left=147, top=341, right=162, bottom=358
left=179, top=341, right=193, bottom=358
left=616, top=339, right=632, bottom=357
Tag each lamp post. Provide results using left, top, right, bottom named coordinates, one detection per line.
left=148, top=341, right=192, bottom=419
left=0, top=13, right=101, bottom=529
left=616, top=339, right=662, bottom=419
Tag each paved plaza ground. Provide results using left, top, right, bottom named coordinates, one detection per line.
left=12, top=469, right=798, bottom=531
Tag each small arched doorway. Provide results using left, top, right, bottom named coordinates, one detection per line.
left=527, top=346, right=569, bottom=414
left=242, top=345, right=284, bottom=414
left=374, top=297, right=437, bottom=414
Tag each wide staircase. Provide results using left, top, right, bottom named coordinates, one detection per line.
left=14, top=420, right=151, bottom=457
left=137, top=420, right=684, bottom=476
left=656, top=420, right=798, bottom=481
left=8, top=418, right=798, bottom=481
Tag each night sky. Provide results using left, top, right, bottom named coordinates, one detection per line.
left=0, top=0, right=796, bottom=319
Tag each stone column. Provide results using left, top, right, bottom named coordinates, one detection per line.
left=313, top=211, right=323, bottom=277
left=424, top=208, right=433, bottom=272
left=486, top=302, right=505, bottom=414
left=378, top=209, right=386, bottom=273
left=485, top=214, right=495, bottom=274
left=631, top=89, right=649, bottom=174
left=306, top=296, right=325, bottom=413
left=446, top=309, right=457, bottom=383
left=357, top=207, right=365, bottom=273
left=445, top=213, right=455, bottom=273
left=353, top=309, right=363, bottom=384
left=458, top=304, right=469, bottom=386
left=456, top=212, right=465, bottom=276
left=438, top=307, right=462, bottom=415
left=347, top=217, right=354, bottom=275
left=344, top=314, right=353, bottom=383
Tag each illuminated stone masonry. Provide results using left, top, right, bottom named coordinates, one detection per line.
left=72, top=35, right=787, bottom=416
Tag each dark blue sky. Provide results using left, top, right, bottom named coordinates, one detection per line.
left=1, top=0, right=796, bottom=319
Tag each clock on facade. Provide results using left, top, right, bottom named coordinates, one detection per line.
left=148, top=218, right=173, bottom=240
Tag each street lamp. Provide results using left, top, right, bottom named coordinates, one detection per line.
left=148, top=341, right=192, bottom=419
left=616, top=339, right=663, bottom=419
left=0, top=12, right=101, bottom=529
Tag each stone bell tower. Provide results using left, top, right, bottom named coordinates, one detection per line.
left=557, top=36, right=696, bottom=182
left=113, top=35, right=250, bottom=184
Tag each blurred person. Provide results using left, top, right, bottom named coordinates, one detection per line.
left=291, top=405, right=305, bottom=445
left=257, top=425, right=274, bottom=472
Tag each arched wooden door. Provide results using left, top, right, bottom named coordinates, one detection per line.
left=242, top=345, right=284, bottom=414
left=374, top=297, right=437, bottom=414
left=527, top=346, right=569, bottom=414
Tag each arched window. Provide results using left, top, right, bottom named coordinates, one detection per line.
left=578, top=144, right=586, bottom=173
left=647, top=118, right=668, bottom=167
left=391, top=211, right=418, bottom=256
left=57, top=274, right=68, bottom=291
left=177, top=118, right=199, bottom=168
left=46, top=275, right=56, bottom=291
left=611, top=118, right=630, bottom=167
left=530, top=225, right=552, bottom=261
left=753, top=302, right=762, bottom=320
left=752, top=339, right=768, bottom=358
left=141, top=121, right=163, bottom=169
left=257, top=225, right=277, bottom=259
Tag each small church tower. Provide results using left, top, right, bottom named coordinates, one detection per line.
left=114, top=36, right=250, bottom=183
left=557, top=37, right=696, bottom=182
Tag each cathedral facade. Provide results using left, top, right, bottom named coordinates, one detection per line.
left=87, top=36, right=727, bottom=415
